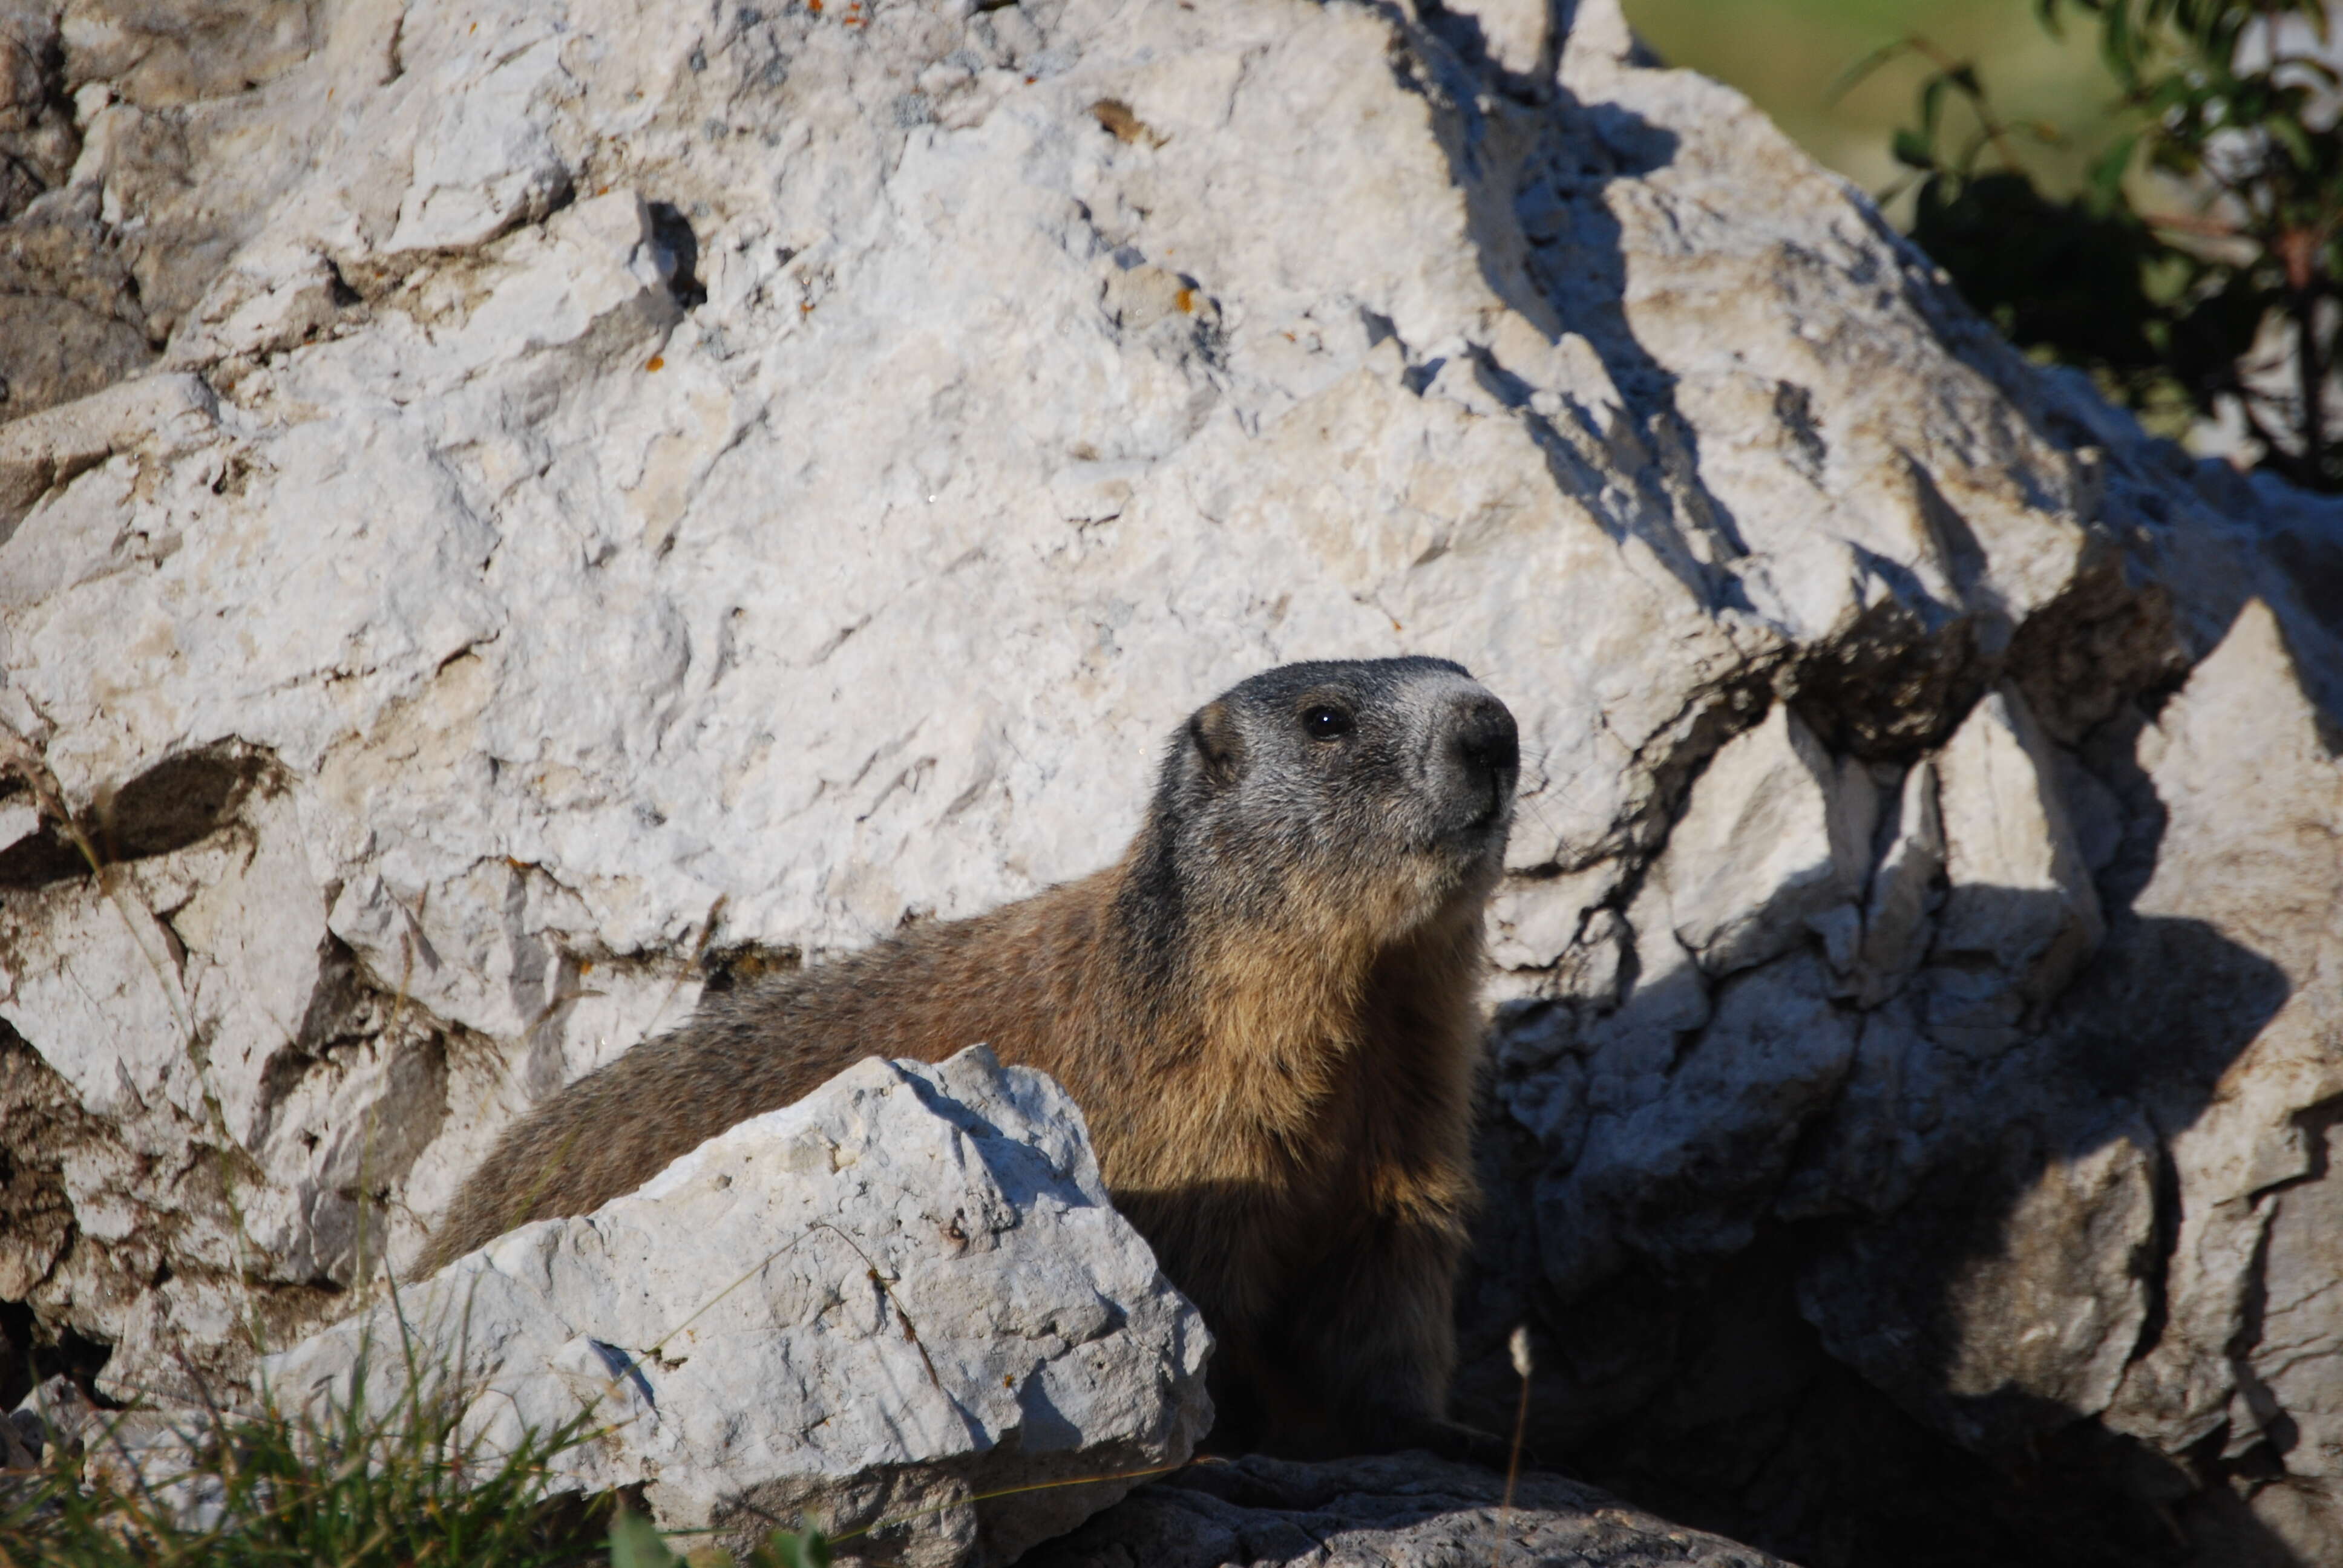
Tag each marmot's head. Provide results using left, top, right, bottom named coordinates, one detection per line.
left=1131, top=657, right=1519, bottom=952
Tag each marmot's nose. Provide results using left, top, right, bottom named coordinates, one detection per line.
left=1447, top=693, right=1519, bottom=783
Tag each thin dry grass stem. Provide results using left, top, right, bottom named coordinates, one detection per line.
left=1492, top=1324, right=1533, bottom=1568
left=807, top=1221, right=942, bottom=1392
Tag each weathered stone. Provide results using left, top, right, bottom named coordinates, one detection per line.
left=0, top=6, right=79, bottom=225
left=262, top=1047, right=1210, bottom=1566
left=1541, top=952, right=1856, bottom=1290
left=1, top=1407, right=40, bottom=1471
left=4, top=0, right=2343, bottom=1561
left=0, top=188, right=156, bottom=426
left=10, top=1373, right=99, bottom=1458
left=59, top=0, right=320, bottom=109
left=1658, top=703, right=1876, bottom=979
left=1486, top=871, right=1595, bottom=974
left=1026, top=1451, right=1790, bottom=1568
left=1774, top=999, right=1930, bottom=1221
left=1923, top=683, right=2104, bottom=1053
left=1850, top=759, right=1943, bottom=1007
left=1798, top=1108, right=2160, bottom=1458
left=0, top=0, right=384, bottom=424
left=1934, top=684, right=2103, bottom=986
left=1432, top=0, right=1555, bottom=80
left=2097, top=600, right=2343, bottom=1463
left=2258, top=1121, right=2343, bottom=1508
left=0, top=367, right=215, bottom=537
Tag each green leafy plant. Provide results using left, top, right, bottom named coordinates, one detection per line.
left=1847, top=0, right=2342, bottom=490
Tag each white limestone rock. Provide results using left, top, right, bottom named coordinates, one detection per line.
left=1850, top=759, right=1944, bottom=1007
left=1922, top=683, right=2103, bottom=1051
left=263, top=1047, right=1210, bottom=1566
left=7, top=0, right=2343, bottom=1556
left=2097, top=601, right=2343, bottom=1471
left=4, top=0, right=2071, bottom=1394
left=1539, top=951, right=1856, bottom=1291
left=1935, top=685, right=2103, bottom=983
left=1437, top=0, right=1555, bottom=78
left=2259, top=1122, right=2343, bottom=1478
left=1658, top=703, right=1876, bottom=978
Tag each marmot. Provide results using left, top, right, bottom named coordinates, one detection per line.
left=423, top=657, right=1519, bottom=1459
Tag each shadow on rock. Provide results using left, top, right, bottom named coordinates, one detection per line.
left=1385, top=1, right=1757, bottom=622
left=1380, top=6, right=2332, bottom=1564
left=1459, top=817, right=2307, bottom=1566
left=1023, top=1450, right=1792, bottom=1568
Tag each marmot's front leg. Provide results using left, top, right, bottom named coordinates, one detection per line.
left=1272, top=1197, right=1507, bottom=1465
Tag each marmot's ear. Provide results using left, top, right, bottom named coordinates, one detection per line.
left=1187, top=701, right=1245, bottom=785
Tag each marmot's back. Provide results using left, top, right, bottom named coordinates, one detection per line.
left=423, top=657, right=1519, bottom=1459
left=424, top=884, right=1113, bottom=1269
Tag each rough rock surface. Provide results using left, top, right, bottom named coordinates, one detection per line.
left=1, top=0, right=2341, bottom=1564
left=1025, top=1452, right=1786, bottom=1568
left=262, top=1046, right=1208, bottom=1565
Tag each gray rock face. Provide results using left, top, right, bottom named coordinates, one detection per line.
left=1930, top=683, right=2103, bottom=1019
left=1025, top=1452, right=1789, bottom=1568
left=1656, top=702, right=1876, bottom=979
left=1466, top=577, right=2343, bottom=1564
left=4, top=0, right=2343, bottom=1563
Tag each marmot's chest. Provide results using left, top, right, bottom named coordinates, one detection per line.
left=1167, top=1045, right=1414, bottom=1205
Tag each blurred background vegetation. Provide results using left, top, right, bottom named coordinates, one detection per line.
left=1620, top=0, right=2343, bottom=492
left=1623, top=0, right=2120, bottom=212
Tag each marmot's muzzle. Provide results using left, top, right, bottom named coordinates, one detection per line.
left=1428, top=685, right=1520, bottom=839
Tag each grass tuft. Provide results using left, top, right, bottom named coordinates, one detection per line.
left=0, top=1346, right=615, bottom=1568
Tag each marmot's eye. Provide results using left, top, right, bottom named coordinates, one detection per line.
left=1302, top=705, right=1353, bottom=740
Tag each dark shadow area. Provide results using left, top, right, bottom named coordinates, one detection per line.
left=1458, top=692, right=2309, bottom=1566
left=1784, top=584, right=1993, bottom=762
left=1377, top=0, right=1755, bottom=621
left=0, top=1298, right=111, bottom=1416
left=0, top=740, right=275, bottom=887
left=1409, top=5, right=2318, bottom=1561
left=647, top=201, right=706, bottom=311
left=1462, top=1241, right=2233, bottom=1568
left=0, top=1019, right=118, bottom=1417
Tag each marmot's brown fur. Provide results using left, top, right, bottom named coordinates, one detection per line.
left=422, top=657, right=1519, bottom=1458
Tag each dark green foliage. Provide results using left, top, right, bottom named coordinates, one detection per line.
left=1907, top=172, right=2166, bottom=382
left=1852, top=1, right=2342, bottom=489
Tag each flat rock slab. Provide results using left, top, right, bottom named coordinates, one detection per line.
left=263, top=1047, right=1211, bottom=1567
left=1032, top=1452, right=1788, bottom=1568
